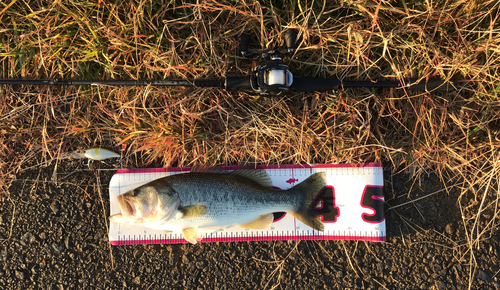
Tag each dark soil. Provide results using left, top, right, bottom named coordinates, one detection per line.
left=1, top=161, right=499, bottom=290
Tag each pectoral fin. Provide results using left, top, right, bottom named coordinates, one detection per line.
left=179, top=205, right=207, bottom=218
left=238, top=213, right=274, bottom=229
left=182, top=227, right=203, bottom=244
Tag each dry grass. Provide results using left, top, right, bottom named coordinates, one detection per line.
left=1, top=0, right=500, bottom=287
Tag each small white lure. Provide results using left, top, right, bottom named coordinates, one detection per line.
left=83, top=147, right=121, bottom=160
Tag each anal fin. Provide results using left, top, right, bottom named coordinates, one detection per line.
left=182, top=227, right=203, bottom=244
left=238, top=213, right=274, bottom=229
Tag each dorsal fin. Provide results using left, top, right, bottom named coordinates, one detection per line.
left=190, top=165, right=226, bottom=173
left=191, top=166, right=273, bottom=187
left=230, top=169, right=273, bottom=187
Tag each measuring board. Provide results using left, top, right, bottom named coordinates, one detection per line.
left=109, top=163, right=385, bottom=245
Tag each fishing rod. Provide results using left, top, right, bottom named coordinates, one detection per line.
left=0, top=29, right=457, bottom=96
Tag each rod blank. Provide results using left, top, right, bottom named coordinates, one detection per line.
left=0, top=77, right=457, bottom=92
left=0, top=79, right=194, bottom=86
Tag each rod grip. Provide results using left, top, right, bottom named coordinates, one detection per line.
left=407, top=79, right=458, bottom=91
left=192, top=79, right=225, bottom=88
left=292, top=77, right=341, bottom=92
left=225, top=76, right=253, bottom=91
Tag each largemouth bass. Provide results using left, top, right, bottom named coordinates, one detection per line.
left=109, top=169, right=326, bottom=244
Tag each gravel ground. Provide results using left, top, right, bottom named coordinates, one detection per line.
left=1, top=160, right=499, bottom=289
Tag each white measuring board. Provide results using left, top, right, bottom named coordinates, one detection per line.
left=109, top=163, right=385, bottom=245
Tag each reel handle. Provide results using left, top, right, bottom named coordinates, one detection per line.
left=285, top=29, right=298, bottom=53
left=240, top=33, right=251, bottom=57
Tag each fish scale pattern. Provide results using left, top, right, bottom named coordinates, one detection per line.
left=162, top=172, right=297, bottom=230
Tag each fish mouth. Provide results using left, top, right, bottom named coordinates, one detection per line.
left=117, top=195, right=136, bottom=218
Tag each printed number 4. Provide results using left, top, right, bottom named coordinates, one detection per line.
left=311, top=186, right=340, bottom=223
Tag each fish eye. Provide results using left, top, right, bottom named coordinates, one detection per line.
left=131, top=189, right=138, bottom=197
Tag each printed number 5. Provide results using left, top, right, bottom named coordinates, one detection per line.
left=311, top=186, right=340, bottom=223
left=360, top=185, right=385, bottom=223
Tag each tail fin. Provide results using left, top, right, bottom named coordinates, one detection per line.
left=290, top=172, right=327, bottom=231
